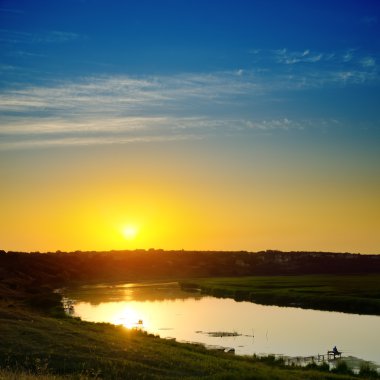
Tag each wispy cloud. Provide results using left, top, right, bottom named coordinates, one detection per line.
left=361, top=57, right=376, bottom=68
left=0, top=69, right=336, bottom=149
left=0, top=131, right=203, bottom=151
left=0, top=114, right=332, bottom=150
left=342, top=49, right=355, bottom=62
left=274, top=48, right=324, bottom=64
left=259, top=48, right=379, bottom=88
left=0, top=29, right=84, bottom=45
left=0, top=47, right=379, bottom=150
left=245, top=118, right=303, bottom=131
left=248, top=47, right=380, bottom=91
left=0, top=70, right=345, bottom=149
left=1, top=51, right=378, bottom=115
left=0, top=29, right=32, bottom=44
left=32, top=31, right=83, bottom=43
left=271, top=47, right=379, bottom=71
left=6, top=50, right=46, bottom=58
left=0, top=72, right=259, bottom=117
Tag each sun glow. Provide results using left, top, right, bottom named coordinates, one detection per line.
left=122, top=225, right=139, bottom=240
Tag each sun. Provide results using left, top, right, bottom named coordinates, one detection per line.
left=122, top=225, right=139, bottom=240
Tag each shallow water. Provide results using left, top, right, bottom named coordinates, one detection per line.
left=65, top=282, right=380, bottom=366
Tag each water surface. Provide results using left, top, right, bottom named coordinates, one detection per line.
left=65, top=282, right=380, bottom=365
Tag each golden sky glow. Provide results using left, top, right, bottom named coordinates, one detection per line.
left=1, top=136, right=379, bottom=253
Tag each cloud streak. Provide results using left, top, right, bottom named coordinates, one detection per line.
left=0, top=72, right=258, bottom=117
left=274, top=48, right=324, bottom=64
left=1, top=52, right=378, bottom=114
left=0, top=113, right=342, bottom=151
left=0, top=29, right=84, bottom=45
left=248, top=48, right=379, bottom=86
left=0, top=47, right=379, bottom=150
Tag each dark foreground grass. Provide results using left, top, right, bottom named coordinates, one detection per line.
left=180, top=274, right=380, bottom=315
left=0, top=302, right=366, bottom=380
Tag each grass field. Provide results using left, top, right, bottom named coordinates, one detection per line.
left=180, top=274, right=380, bottom=315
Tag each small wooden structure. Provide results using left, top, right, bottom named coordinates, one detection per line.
left=314, top=351, right=342, bottom=362
left=327, top=350, right=342, bottom=360
left=310, top=350, right=342, bottom=362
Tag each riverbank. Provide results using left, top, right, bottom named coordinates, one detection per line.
left=2, top=302, right=370, bottom=379
left=180, top=274, right=380, bottom=315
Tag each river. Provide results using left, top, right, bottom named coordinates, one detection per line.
left=64, top=281, right=380, bottom=368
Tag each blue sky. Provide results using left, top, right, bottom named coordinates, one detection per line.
left=0, top=1, right=380, bottom=252
left=1, top=0, right=380, bottom=149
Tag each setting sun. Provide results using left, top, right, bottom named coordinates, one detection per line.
left=122, top=225, right=139, bottom=240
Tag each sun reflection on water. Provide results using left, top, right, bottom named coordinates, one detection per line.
left=112, top=306, right=147, bottom=329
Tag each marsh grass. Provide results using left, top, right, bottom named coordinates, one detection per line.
left=180, top=274, right=380, bottom=315
left=359, top=362, right=380, bottom=378
left=332, top=361, right=354, bottom=375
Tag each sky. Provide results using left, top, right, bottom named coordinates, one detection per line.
left=0, top=0, right=379, bottom=253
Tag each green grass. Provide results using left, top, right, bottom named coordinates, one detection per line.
left=0, top=370, right=68, bottom=379
left=180, top=274, right=380, bottom=315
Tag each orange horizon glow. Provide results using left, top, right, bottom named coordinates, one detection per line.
left=1, top=139, right=379, bottom=254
